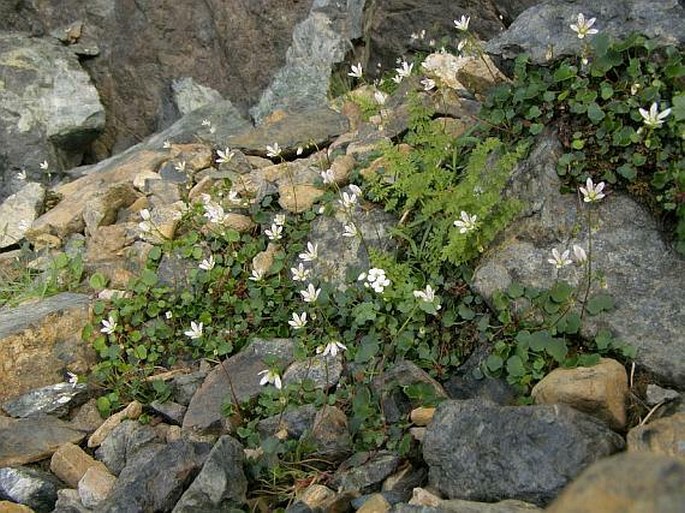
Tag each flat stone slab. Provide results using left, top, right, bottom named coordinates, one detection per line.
left=0, top=416, right=86, bottom=466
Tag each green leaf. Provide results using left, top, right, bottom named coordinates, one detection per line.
left=529, top=123, right=544, bottom=135
left=134, top=344, right=148, bottom=360
left=617, top=164, right=637, bottom=180
left=141, top=269, right=158, bottom=287
left=506, top=355, right=525, bottom=377
left=553, top=64, right=577, bottom=82
left=148, top=246, right=162, bottom=261
left=586, top=293, right=615, bottom=315
left=507, top=282, right=524, bottom=299
left=486, top=354, right=503, bottom=372
left=458, top=303, right=475, bottom=320
left=352, top=302, right=378, bottom=324
left=550, top=281, right=574, bottom=303
left=529, top=330, right=553, bottom=352
left=355, top=334, right=379, bottom=363
left=672, top=94, right=685, bottom=121
left=594, top=329, right=613, bottom=350
left=546, top=338, right=568, bottom=362
left=525, top=105, right=542, bottom=119
left=587, top=102, right=605, bottom=124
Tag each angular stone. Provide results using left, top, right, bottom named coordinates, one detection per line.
left=77, top=466, right=116, bottom=509
left=96, top=439, right=212, bottom=513
left=0, top=501, right=36, bottom=512
left=50, top=443, right=105, bottom=489
left=306, top=406, right=352, bottom=464
left=149, top=400, right=187, bottom=426
left=0, top=183, right=45, bottom=249
left=0, top=293, right=93, bottom=403
left=357, top=493, right=391, bottom=513
left=183, top=338, right=295, bottom=435
left=0, top=466, right=62, bottom=513
left=82, top=183, right=140, bottom=237
left=172, top=435, right=246, bottom=512
left=627, top=413, right=685, bottom=460
left=51, top=488, right=91, bottom=513
left=646, top=384, right=681, bottom=407
left=332, top=451, right=400, bottom=494
left=423, top=400, right=625, bottom=505
left=0, top=416, right=85, bottom=467
left=531, top=358, right=629, bottom=430
left=410, top=407, right=435, bottom=427
left=2, top=383, right=88, bottom=419
left=546, top=452, right=685, bottom=513
left=94, top=420, right=160, bottom=476
left=257, top=404, right=317, bottom=440
left=278, top=183, right=325, bottom=213
left=87, top=400, right=143, bottom=449
left=283, top=353, right=343, bottom=390
left=172, top=77, right=224, bottom=117
left=68, top=399, right=104, bottom=434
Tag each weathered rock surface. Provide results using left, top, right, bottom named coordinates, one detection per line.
left=77, top=465, right=116, bottom=509
left=96, top=439, right=212, bottom=513
left=2, top=383, right=88, bottom=419
left=531, top=358, right=629, bottom=430
left=471, top=133, right=685, bottom=387
left=182, top=338, right=296, bottom=434
left=0, top=293, right=93, bottom=403
left=0, top=416, right=85, bottom=467
left=546, top=452, right=685, bottom=513
left=0, top=500, right=37, bottom=512
left=0, top=466, right=63, bottom=513
left=486, top=0, right=685, bottom=65
left=627, top=413, right=685, bottom=460
left=172, top=435, right=246, bottom=512
left=423, top=400, right=625, bottom=505
left=50, top=442, right=106, bottom=489
left=332, top=451, right=401, bottom=494
left=87, top=400, right=142, bottom=449
left=0, top=183, right=45, bottom=249
left=94, top=419, right=160, bottom=476
left=0, top=33, right=104, bottom=201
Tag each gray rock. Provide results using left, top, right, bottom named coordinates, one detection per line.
left=183, top=338, right=296, bottom=434
left=471, top=133, right=685, bottom=387
left=257, top=404, right=317, bottom=439
left=97, top=439, right=212, bottom=513
left=172, top=77, right=224, bottom=117
left=283, top=353, right=343, bottom=390
left=149, top=400, right=187, bottom=426
left=306, top=406, right=353, bottom=464
left=0, top=416, right=86, bottom=467
left=94, top=420, right=161, bottom=476
left=0, top=466, right=63, bottom=513
left=0, top=182, right=45, bottom=249
left=52, top=487, right=93, bottom=513
left=2, top=382, right=89, bottom=418
left=392, top=499, right=542, bottom=513
left=172, top=435, right=246, bottom=512
left=170, top=371, right=207, bottom=407
left=250, top=0, right=366, bottom=123
left=0, top=34, right=104, bottom=200
left=646, top=384, right=681, bottom=407
left=332, top=451, right=401, bottom=494
left=486, top=0, right=685, bottom=65
left=423, top=400, right=625, bottom=506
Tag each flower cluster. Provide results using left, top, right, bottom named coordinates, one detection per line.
left=200, top=194, right=230, bottom=225
left=453, top=211, right=478, bottom=234
left=413, top=284, right=441, bottom=312
left=358, top=268, right=391, bottom=293
left=548, top=245, right=587, bottom=269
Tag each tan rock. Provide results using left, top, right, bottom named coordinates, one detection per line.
left=69, top=399, right=105, bottom=433
left=531, top=358, right=628, bottom=430
left=252, top=243, right=282, bottom=276
left=298, top=484, right=335, bottom=509
left=329, top=154, right=356, bottom=184
left=410, top=407, right=436, bottom=426
left=0, top=293, right=94, bottom=402
left=87, top=400, right=143, bottom=448
left=627, top=413, right=685, bottom=459
left=0, top=501, right=35, bottom=512
left=82, top=183, right=140, bottom=237
left=50, top=442, right=105, bottom=488
left=431, top=117, right=468, bottom=139
left=78, top=465, right=116, bottom=508
left=27, top=149, right=169, bottom=244
left=222, top=213, right=255, bottom=233
left=278, top=183, right=324, bottom=213
left=409, top=487, right=443, bottom=507
left=455, top=52, right=509, bottom=98
left=546, top=452, right=685, bottom=513
left=357, top=493, right=391, bottom=513
left=172, top=143, right=213, bottom=172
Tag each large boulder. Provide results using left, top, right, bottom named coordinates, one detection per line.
left=423, top=400, right=624, bottom=506
left=0, top=33, right=104, bottom=201
left=471, top=133, right=685, bottom=388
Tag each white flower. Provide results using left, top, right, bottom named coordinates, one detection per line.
left=299, top=242, right=318, bottom=262
left=348, top=184, right=362, bottom=196
left=163, top=139, right=171, bottom=149
left=361, top=268, right=391, bottom=293
left=421, top=78, right=436, bottom=91
left=348, top=62, right=363, bottom=79
left=321, top=169, right=335, bottom=184
left=67, top=372, right=79, bottom=388
left=296, top=146, right=304, bottom=156
left=216, top=148, right=234, bottom=165
left=249, top=267, right=265, bottom=282
left=630, top=83, right=641, bottom=96
left=548, top=248, right=573, bottom=269
left=199, top=254, right=215, bottom=271
left=291, top=263, right=311, bottom=282
left=374, top=90, right=388, bottom=105
left=300, top=283, right=321, bottom=303
left=339, top=191, right=358, bottom=210
left=573, top=244, right=587, bottom=264
left=265, top=223, right=283, bottom=241
left=40, top=160, right=49, bottom=170
left=453, top=15, right=470, bottom=31
left=16, top=169, right=27, bottom=181
left=258, top=369, right=282, bottom=390
left=174, top=161, right=186, bottom=172
left=317, top=341, right=347, bottom=357
left=570, top=13, right=598, bottom=39
left=165, top=311, right=173, bottom=319
left=638, top=102, right=672, bottom=129
left=453, top=211, right=478, bottom=234
left=395, top=61, right=414, bottom=80
left=342, top=224, right=358, bottom=238
left=101, top=315, right=117, bottom=335
left=579, top=177, right=606, bottom=203
left=288, top=311, right=307, bottom=329
left=201, top=119, right=212, bottom=127
left=184, top=321, right=203, bottom=339
left=413, top=284, right=439, bottom=304
left=266, top=143, right=282, bottom=158
left=274, top=214, right=286, bottom=226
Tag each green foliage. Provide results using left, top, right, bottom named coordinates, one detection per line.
left=481, top=34, right=685, bottom=252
